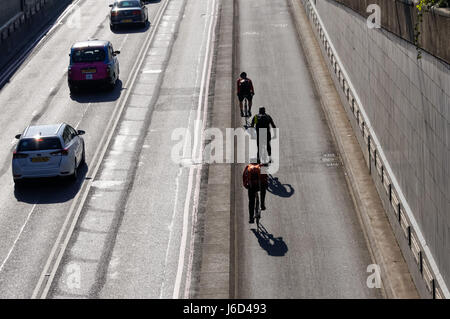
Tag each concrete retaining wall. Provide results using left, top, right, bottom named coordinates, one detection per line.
left=0, top=1, right=22, bottom=27
left=301, top=0, right=449, bottom=297
left=0, top=0, right=72, bottom=74
left=331, top=0, right=450, bottom=64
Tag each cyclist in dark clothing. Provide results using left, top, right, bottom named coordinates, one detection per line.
left=236, top=72, right=255, bottom=117
left=251, top=107, right=276, bottom=163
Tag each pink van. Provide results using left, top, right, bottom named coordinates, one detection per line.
left=68, top=40, right=120, bottom=93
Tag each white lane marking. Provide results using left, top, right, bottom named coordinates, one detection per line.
left=158, top=3, right=197, bottom=298
left=0, top=204, right=37, bottom=273
left=142, top=70, right=162, bottom=74
left=184, top=0, right=219, bottom=299
left=75, top=103, right=91, bottom=129
left=158, top=0, right=210, bottom=298
left=91, top=180, right=125, bottom=188
left=173, top=0, right=218, bottom=299
left=118, top=34, right=129, bottom=51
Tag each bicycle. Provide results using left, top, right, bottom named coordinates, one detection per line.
left=254, top=189, right=261, bottom=228
left=243, top=96, right=251, bottom=129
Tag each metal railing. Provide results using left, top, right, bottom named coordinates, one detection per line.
left=0, top=0, right=48, bottom=45
left=301, top=0, right=448, bottom=299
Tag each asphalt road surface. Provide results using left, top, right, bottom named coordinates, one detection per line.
left=0, top=0, right=383, bottom=299
left=233, top=0, right=382, bottom=298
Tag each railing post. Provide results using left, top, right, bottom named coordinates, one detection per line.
left=419, top=251, right=423, bottom=274
left=368, top=136, right=371, bottom=174
left=408, top=226, right=412, bottom=247
left=389, top=184, right=392, bottom=203
left=381, top=166, right=384, bottom=183
left=398, top=203, right=401, bottom=223
left=374, top=149, right=377, bottom=170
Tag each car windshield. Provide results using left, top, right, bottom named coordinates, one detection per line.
left=72, top=48, right=106, bottom=63
left=18, top=137, right=62, bottom=151
left=117, top=1, right=141, bottom=8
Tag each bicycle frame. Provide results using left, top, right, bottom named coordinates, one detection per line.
left=254, top=190, right=261, bottom=228
left=243, top=97, right=250, bottom=128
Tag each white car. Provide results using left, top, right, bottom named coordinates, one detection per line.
left=12, top=123, right=85, bottom=185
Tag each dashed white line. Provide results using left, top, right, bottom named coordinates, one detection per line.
left=0, top=204, right=37, bottom=273
left=142, top=70, right=162, bottom=74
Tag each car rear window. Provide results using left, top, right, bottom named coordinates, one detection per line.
left=117, top=1, right=141, bottom=8
left=18, top=137, right=62, bottom=151
left=72, top=48, right=106, bottom=63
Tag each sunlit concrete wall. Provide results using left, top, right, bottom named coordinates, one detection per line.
left=311, top=0, right=449, bottom=288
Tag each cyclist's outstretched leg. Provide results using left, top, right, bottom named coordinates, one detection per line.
left=238, top=94, right=244, bottom=117
left=247, top=94, right=253, bottom=116
left=260, top=187, right=267, bottom=210
left=248, top=188, right=256, bottom=223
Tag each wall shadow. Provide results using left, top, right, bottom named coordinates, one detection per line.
left=14, top=162, right=89, bottom=204
left=251, top=223, right=288, bottom=257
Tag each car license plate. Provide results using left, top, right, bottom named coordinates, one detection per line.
left=122, top=19, right=132, bottom=23
left=82, top=68, right=96, bottom=74
left=85, top=74, right=93, bottom=80
left=31, top=157, right=49, bottom=163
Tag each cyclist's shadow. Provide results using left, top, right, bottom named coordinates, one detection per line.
left=267, top=175, right=294, bottom=198
left=251, top=223, right=288, bottom=256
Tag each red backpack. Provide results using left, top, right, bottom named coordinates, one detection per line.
left=239, top=78, right=252, bottom=94
left=243, top=164, right=261, bottom=189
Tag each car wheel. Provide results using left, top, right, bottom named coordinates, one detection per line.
left=69, top=85, right=77, bottom=94
left=80, top=144, right=86, bottom=165
left=108, top=75, right=116, bottom=91
left=70, top=159, right=78, bottom=181
left=14, top=179, right=24, bottom=187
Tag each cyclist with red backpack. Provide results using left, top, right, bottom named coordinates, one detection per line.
left=243, top=161, right=268, bottom=224
left=237, top=72, right=255, bottom=117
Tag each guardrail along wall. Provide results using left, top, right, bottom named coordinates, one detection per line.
left=0, top=1, right=22, bottom=27
left=301, top=0, right=449, bottom=298
left=0, top=0, right=72, bottom=73
left=332, top=0, right=450, bottom=65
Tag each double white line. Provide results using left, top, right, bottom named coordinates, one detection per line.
left=172, top=0, right=219, bottom=299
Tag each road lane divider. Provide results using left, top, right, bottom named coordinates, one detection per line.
left=31, top=0, right=171, bottom=299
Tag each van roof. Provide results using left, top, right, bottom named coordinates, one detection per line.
left=23, top=123, right=65, bottom=138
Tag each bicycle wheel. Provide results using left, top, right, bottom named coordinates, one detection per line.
left=255, top=191, right=260, bottom=228
left=244, top=98, right=249, bottom=117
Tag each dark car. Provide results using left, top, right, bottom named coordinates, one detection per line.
left=109, top=0, right=149, bottom=30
